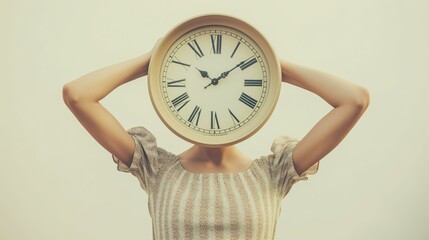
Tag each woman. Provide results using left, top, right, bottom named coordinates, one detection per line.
left=62, top=42, right=370, bottom=239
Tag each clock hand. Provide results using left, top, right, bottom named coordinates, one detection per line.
left=195, top=67, right=214, bottom=80
left=204, top=76, right=221, bottom=89
left=216, top=56, right=254, bottom=80
left=204, top=56, right=254, bottom=89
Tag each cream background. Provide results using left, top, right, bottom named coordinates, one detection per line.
left=1, top=0, right=428, bottom=239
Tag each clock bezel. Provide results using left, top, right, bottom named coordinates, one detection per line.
left=148, top=14, right=281, bottom=147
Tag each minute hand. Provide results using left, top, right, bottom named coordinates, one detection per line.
left=218, top=56, right=253, bottom=79
left=204, top=56, right=254, bottom=89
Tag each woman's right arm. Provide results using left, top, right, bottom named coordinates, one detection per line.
left=62, top=52, right=152, bottom=168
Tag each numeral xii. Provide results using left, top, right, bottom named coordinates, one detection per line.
left=211, top=34, right=222, bottom=54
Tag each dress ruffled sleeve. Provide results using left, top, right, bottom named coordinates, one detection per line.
left=268, top=136, right=320, bottom=200
left=111, top=126, right=172, bottom=193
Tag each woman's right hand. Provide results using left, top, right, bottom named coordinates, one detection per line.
left=137, top=37, right=164, bottom=77
left=62, top=39, right=162, bottom=168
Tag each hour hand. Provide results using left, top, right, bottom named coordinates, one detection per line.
left=195, top=67, right=212, bottom=79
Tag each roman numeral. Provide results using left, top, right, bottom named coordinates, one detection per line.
left=240, top=57, right=257, bottom=70
left=188, top=106, right=202, bottom=125
left=244, top=79, right=262, bottom=87
left=188, top=39, right=204, bottom=58
left=172, top=60, right=191, bottom=67
left=210, top=111, right=220, bottom=129
left=230, top=42, right=241, bottom=58
left=228, top=109, right=240, bottom=125
left=239, top=92, right=258, bottom=109
left=210, top=34, right=222, bottom=54
left=171, top=92, right=190, bottom=112
left=167, top=79, right=186, bottom=87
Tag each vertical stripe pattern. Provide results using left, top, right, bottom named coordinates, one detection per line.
left=113, top=127, right=318, bottom=240
left=148, top=160, right=282, bottom=240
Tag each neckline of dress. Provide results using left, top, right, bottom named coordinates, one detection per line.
left=175, top=155, right=263, bottom=175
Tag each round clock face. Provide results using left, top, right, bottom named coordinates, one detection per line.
left=149, top=15, right=281, bottom=146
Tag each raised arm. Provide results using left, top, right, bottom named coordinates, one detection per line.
left=62, top=51, right=152, bottom=168
left=281, top=59, right=370, bottom=176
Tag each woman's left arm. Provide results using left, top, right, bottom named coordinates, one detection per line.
left=280, top=59, right=370, bottom=176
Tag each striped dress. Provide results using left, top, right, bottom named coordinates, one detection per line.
left=112, top=127, right=319, bottom=240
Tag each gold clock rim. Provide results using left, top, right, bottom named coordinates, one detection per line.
left=148, top=14, right=281, bottom=147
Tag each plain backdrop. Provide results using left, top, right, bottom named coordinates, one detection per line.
left=1, top=0, right=428, bottom=239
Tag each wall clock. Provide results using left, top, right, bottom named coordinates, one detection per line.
left=148, top=14, right=281, bottom=147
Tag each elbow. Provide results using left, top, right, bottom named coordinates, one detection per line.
left=62, top=83, right=82, bottom=107
left=358, top=87, right=370, bottom=107
left=352, top=86, right=370, bottom=110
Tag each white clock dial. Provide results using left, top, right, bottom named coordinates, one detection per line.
left=148, top=14, right=281, bottom=146
left=161, top=26, right=268, bottom=136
